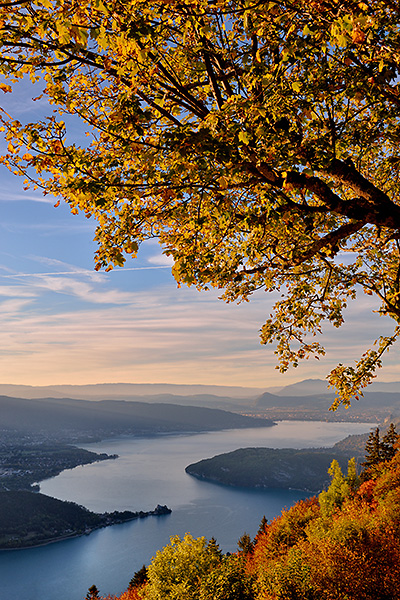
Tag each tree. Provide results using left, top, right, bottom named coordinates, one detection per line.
left=1, top=1, right=400, bottom=406
left=128, top=565, right=147, bottom=590
left=363, top=427, right=383, bottom=469
left=362, top=423, right=399, bottom=470
left=257, top=515, right=268, bottom=535
left=318, top=459, right=357, bottom=516
left=206, top=536, right=223, bottom=560
left=237, top=532, right=254, bottom=555
left=381, top=422, right=399, bottom=461
left=85, top=585, right=100, bottom=600
left=142, top=533, right=221, bottom=600
left=199, top=554, right=255, bottom=600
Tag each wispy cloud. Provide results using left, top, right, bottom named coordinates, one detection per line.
left=0, top=278, right=397, bottom=386
left=0, top=190, right=54, bottom=204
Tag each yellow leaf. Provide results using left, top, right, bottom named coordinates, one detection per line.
left=0, top=83, right=12, bottom=93
left=238, top=131, right=250, bottom=144
left=218, top=176, right=228, bottom=189
left=22, top=153, right=34, bottom=161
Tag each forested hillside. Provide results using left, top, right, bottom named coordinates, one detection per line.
left=0, top=395, right=272, bottom=442
left=0, top=491, right=170, bottom=549
left=95, top=430, right=400, bottom=600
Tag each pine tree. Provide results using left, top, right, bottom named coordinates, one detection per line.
left=128, top=565, right=147, bottom=590
left=381, top=423, right=399, bottom=461
left=257, top=515, right=268, bottom=534
left=362, top=428, right=382, bottom=469
left=85, top=585, right=100, bottom=600
left=237, top=532, right=254, bottom=555
left=207, top=537, right=222, bottom=560
left=362, top=423, right=399, bottom=478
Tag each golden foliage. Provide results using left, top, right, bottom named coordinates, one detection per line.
left=2, top=1, right=400, bottom=405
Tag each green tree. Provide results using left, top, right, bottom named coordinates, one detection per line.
left=143, top=533, right=221, bottom=600
left=346, top=456, right=360, bottom=493
left=362, top=423, right=399, bottom=470
left=1, top=1, right=400, bottom=405
left=381, top=422, right=399, bottom=461
left=319, top=459, right=351, bottom=516
left=363, top=427, right=383, bottom=469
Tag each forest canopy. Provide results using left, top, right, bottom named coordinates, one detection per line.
left=1, top=0, right=400, bottom=405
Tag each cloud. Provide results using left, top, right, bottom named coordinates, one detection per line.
left=0, top=285, right=37, bottom=297
left=0, top=279, right=398, bottom=387
left=0, top=190, right=54, bottom=204
left=147, top=252, right=174, bottom=267
left=0, top=245, right=398, bottom=388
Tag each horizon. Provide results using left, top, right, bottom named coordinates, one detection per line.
left=0, top=376, right=398, bottom=390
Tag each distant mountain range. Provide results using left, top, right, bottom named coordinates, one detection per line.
left=0, top=379, right=398, bottom=423
left=255, top=390, right=400, bottom=410
left=0, top=382, right=265, bottom=400
left=274, top=378, right=400, bottom=396
left=0, top=379, right=397, bottom=403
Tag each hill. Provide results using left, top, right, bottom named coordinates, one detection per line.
left=275, top=378, right=400, bottom=396
left=0, top=395, right=273, bottom=442
left=185, top=434, right=369, bottom=492
left=0, top=491, right=170, bottom=549
left=0, top=443, right=117, bottom=491
left=253, top=388, right=400, bottom=422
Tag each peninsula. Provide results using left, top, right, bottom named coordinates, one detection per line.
left=185, top=433, right=369, bottom=492
left=0, top=491, right=171, bottom=549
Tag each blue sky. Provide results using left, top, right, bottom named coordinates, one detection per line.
left=0, top=81, right=399, bottom=387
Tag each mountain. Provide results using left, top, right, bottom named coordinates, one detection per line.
left=254, top=389, right=400, bottom=422
left=0, top=382, right=265, bottom=401
left=0, top=395, right=273, bottom=441
left=275, top=378, right=400, bottom=396
left=274, top=379, right=332, bottom=396
left=256, top=389, right=400, bottom=409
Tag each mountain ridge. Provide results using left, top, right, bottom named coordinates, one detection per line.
left=0, top=394, right=273, bottom=441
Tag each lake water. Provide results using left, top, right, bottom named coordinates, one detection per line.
left=0, top=421, right=373, bottom=600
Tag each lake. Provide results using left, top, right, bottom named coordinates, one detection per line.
left=0, top=420, right=373, bottom=600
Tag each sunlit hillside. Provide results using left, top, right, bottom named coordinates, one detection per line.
left=94, top=430, right=400, bottom=600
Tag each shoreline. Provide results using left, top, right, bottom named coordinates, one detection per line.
left=0, top=504, right=172, bottom=551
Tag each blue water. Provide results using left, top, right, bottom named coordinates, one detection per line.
left=0, top=421, right=373, bottom=600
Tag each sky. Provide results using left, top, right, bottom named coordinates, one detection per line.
left=0, top=80, right=399, bottom=388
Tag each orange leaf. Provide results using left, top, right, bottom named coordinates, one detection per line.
left=0, top=83, right=12, bottom=93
